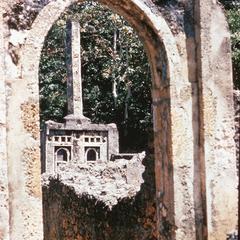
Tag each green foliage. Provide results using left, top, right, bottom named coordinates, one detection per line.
left=226, top=6, right=240, bottom=89
left=39, top=21, right=67, bottom=123
left=39, top=2, right=152, bottom=151
left=218, top=1, right=240, bottom=89
left=220, top=0, right=240, bottom=10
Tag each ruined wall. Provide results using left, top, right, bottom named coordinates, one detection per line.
left=43, top=154, right=157, bottom=240
left=0, top=1, right=43, bottom=240
left=234, top=90, right=240, bottom=168
left=234, top=90, right=240, bottom=238
left=0, top=0, right=238, bottom=240
left=0, top=6, right=9, bottom=240
left=0, top=1, right=192, bottom=240
left=195, top=1, right=238, bottom=239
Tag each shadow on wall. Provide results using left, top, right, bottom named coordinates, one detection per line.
left=42, top=153, right=157, bottom=240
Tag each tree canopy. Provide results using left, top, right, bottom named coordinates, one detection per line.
left=39, top=2, right=152, bottom=151
left=227, top=7, right=240, bottom=89
left=39, top=1, right=240, bottom=151
left=220, top=0, right=240, bottom=89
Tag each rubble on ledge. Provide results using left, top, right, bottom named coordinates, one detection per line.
left=42, top=151, right=145, bottom=208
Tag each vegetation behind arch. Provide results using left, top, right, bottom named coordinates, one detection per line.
left=39, top=1, right=152, bottom=152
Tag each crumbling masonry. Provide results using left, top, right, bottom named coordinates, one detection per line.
left=0, top=0, right=238, bottom=240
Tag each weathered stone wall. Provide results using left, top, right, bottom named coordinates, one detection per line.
left=234, top=90, right=240, bottom=239
left=194, top=1, right=238, bottom=239
left=234, top=90, right=240, bottom=170
left=0, top=6, right=9, bottom=240
left=43, top=154, right=157, bottom=240
left=0, top=0, right=238, bottom=240
left=1, top=1, right=43, bottom=239
left=42, top=153, right=146, bottom=207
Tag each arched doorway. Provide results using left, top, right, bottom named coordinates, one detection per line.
left=56, top=148, right=69, bottom=162
left=7, top=0, right=195, bottom=239
left=54, top=147, right=71, bottom=171
left=86, top=148, right=98, bottom=161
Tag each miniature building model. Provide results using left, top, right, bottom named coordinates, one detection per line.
left=41, top=21, right=119, bottom=173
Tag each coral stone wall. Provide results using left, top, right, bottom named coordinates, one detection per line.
left=43, top=154, right=157, bottom=240
left=234, top=90, right=240, bottom=169
left=0, top=8, right=9, bottom=240
left=0, top=0, right=238, bottom=240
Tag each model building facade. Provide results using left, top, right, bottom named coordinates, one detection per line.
left=41, top=21, right=119, bottom=173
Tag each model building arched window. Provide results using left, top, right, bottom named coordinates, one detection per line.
left=56, top=148, right=70, bottom=162
left=86, top=148, right=99, bottom=161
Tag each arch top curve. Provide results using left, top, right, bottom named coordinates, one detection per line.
left=55, top=147, right=70, bottom=162
left=2, top=0, right=239, bottom=239
left=22, top=0, right=184, bottom=91
left=15, top=0, right=193, bottom=239
left=85, top=148, right=98, bottom=161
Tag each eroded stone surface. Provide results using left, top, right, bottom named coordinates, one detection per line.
left=0, top=8, right=9, bottom=240
left=43, top=152, right=146, bottom=208
left=43, top=153, right=157, bottom=240
left=21, top=100, right=39, bottom=140
left=0, top=0, right=238, bottom=240
left=22, top=147, right=42, bottom=198
left=234, top=90, right=240, bottom=171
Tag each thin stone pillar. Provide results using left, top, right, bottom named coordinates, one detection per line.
left=194, top=1, right=238, bottom=239
left=0, top=8, right=9, bottom=240
left=65, top=20, right=89, bottom=124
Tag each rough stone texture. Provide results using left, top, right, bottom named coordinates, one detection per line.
left=2, top=1, right=43, bottom=238
left=195, top=1, right=238, bottom=239
left=66, top=20, right=84, bottom=116
left=0, top=0, right=238, bottom=240
left=233, top=90, right=240, bottom=239
left=43, top=153, right=157, bottom=240
left=22, top=147, right=42, bottom=198
left=20, top=100, right=39, bottom=140
left=0, top=7, right=9, bottom=240
left=42, top=120, right=119, bottom=173
left=234, top=90, right=240, bottom=171
left=42, top=152, right=145, bottom=207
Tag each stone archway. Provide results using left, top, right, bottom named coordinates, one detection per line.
left=8, top=0, right=194, bottom=239
left=2, top=0, right=238, bottom=240
left=7, top=1, right=193, bottom=239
